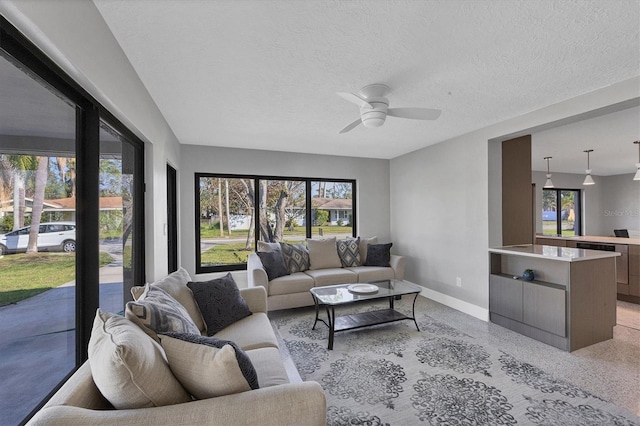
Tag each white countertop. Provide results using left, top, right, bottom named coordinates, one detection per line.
left=489, top=244, right=621, bottom=262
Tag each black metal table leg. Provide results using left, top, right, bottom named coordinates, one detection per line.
left=327, top=306, right=335, bottom=350
left=312, top=294, right=320, bottom=330
left=411, top=292, right=420, bottom=331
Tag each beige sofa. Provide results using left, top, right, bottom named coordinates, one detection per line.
left=27, top=283, right=326, bottom=425
left=248, top=238, right=406, bottom=311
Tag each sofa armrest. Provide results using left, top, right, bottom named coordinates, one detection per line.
left=27, top=382, right=326, bottom=426
left=390, top=255, right=406, bottom=280
left=240, top=286, right=268, bottom=314
left=247, top=253, right=269, bottom=290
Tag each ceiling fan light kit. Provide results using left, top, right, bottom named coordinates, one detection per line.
left=337, top=83, right=441, bottom=134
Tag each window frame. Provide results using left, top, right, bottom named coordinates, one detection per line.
left=1, top=15, right=145, bottom=424
left=541, top=187, right=582, bottom=237
left=195, top=173, right=356, bottom=273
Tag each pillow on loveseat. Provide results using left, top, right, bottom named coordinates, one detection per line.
left=257, top=250, right=289, bottom=280
left=159, top=333, right=259, bottom=399
left=364, top=243, right=393, bottom=267
left=187, top=273, right=252, bottom=335
left=307, top=237, right=342, bottom=270
left=336, top=237, right=360, bottom=267
left=125, top=285, right=201, bottom=340
left=88, top=309, right=191, bottom=409
left=279, top=242, right=310, bottom=273
left=130, top=267, right=206, bottom=334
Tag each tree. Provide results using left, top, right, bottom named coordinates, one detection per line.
left=26, top=156, right=48, bottom=253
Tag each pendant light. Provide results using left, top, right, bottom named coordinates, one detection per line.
left=583, top=149, right=595, bottom=185
left=634, top=141, right=640, bottom=181
left=543, top=156, right=554, bottom=188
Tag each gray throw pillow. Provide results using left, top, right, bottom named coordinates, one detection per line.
left=160, top=332, right=259, bottom=397
left=279, top=242, right=310, bottom=273
left=336, top=237, right=361, bottom=267
left=187, top=273, right=252, bottom=335
left=257, top=250, right=289, bottom=280
left=364, top=243, right=393, bottom=267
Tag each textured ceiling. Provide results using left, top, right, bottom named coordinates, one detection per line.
left=91, top=0, right=640, bottom=166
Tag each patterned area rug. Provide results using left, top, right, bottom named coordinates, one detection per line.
left=270, top=296, right=639, bottom=426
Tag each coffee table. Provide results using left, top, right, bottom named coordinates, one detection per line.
left=310, top=279, right=422, bottom=350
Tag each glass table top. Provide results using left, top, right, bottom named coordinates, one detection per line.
left=310, top=279, right=422, bottom=306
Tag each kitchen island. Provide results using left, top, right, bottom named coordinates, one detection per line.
left=489, top=244, right=620, bottom=351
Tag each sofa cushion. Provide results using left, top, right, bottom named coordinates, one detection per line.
left=348, top=266, right=396, bottom=282
left=304, top=268, right=358, bottom=286
left=358, top=236, right=377, bottom=264
left=213, top=312, right=279, bottom=350
left=159, top=333, right=259, bottom=399
left=364, top=243, right=393, bottom=267
left=246, top=347, right=290, bottom=388
left=125, top=285, right=201, bottom=339
left=88, top=309, right=191, bottom=409
left=188, top=273, right=252, bottom=336
left=336, top=237, right=361, bottom=267
left=306, top=237, right=341, bottom=270
left=130, top=267, right=206, bottom=334
left=268, top=272, right=316, bottom=296
left=257, top=250, right=289, bottom=280
left=279, top=242, right=310, bottom=274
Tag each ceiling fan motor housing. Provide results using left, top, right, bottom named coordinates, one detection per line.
left=360, top=98, right=389, bottom=128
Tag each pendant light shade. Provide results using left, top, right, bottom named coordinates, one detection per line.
left=583, top=149, right=595, bottom=186
left=543, top=156, right=554, bottom=188
left=634, top=141, right=640, bottom=181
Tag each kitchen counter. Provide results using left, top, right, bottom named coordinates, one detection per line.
left=536, top=235, right=640, bottom=246
left=489, top=244, right=621, bottom=262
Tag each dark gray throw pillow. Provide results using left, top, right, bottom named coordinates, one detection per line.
left=187, top=273, right=252, bottom=335
left=364, top=243, right=393, bottom=267
left=160, top=332, right=259, bottom=391
left=257, top=250, right=289, bottom=280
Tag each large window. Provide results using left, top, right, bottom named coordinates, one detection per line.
left=542, top=188, right=582, bottom=236
left=196, top=174, right=355, bottom=273
left=0, top=17, right=144, bottom=424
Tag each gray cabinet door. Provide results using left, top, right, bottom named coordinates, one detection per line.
left=489, top=275, right=523, bottom=321
left=523, top=282, right=566, bottom=336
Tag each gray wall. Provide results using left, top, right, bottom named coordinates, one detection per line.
left=179, top=145, right=391, bottom=283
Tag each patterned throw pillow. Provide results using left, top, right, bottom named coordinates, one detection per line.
left=336, top=237, right=361, bottom=267
left=279, top=242, right=310, bottom=273
left=257, top=241, right=280, bottom=252
left=159, top=332, right=259, bottom=399
left=257, top=250, right=289, bottom=280
left=364, top=243, right=393, bottom=267
left=187, top=273, right=252, bottom=336
left=89, top=309, right=191, bottom=409
left=125, top=285, right=201, bottom=340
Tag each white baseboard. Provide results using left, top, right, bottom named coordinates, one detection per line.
left=414, top=285, right=489, bottom=322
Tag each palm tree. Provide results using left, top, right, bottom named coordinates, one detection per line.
left=26, top=156, right=48, bottom=253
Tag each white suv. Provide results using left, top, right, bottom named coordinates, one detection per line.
left=0, top=222, right=76, bottom=255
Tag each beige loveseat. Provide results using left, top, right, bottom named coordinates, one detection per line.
left=27, top=272, right=326, bottom=426
left=248, top=237, right=406, bottom=311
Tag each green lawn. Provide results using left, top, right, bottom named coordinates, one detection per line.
left=0, top=252, right=114, bottom=305
left=200, top=225, right=352, bottom=239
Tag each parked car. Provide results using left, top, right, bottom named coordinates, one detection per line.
left=0, top=222, right=76, bottom=255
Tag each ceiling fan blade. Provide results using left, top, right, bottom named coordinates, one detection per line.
left=339, top=118, right=362, bottom=134
left=387, top=107, right=441, bottom=120
left=337, top=92, right=373, bottom=109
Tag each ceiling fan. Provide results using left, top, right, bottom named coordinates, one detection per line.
left=337, top=84, right=441, bottom=134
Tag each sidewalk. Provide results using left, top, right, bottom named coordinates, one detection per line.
left=0, top=265, right=124, bottom=426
